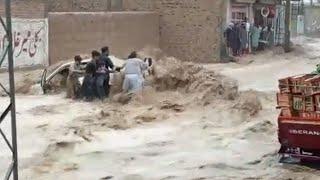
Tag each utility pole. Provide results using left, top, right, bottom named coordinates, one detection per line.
left=0, top=0, right=18, bottom=179
left=284, top=0, right=291, bottom=52
left=6, top=0, right=18, bottom=178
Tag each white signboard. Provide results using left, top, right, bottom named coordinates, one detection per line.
left=0, top=18, right=48, bottom=67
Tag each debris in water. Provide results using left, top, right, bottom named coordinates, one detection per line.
left=160, top=100, right=185, bottom=112
left=36, top=124, right=49, bottom=129
left=100, top=176, right=114, bottom=180
left=113, top=93, right=134, bottom=104
left=135, top=113, right=157, bottom=122
left=63, top=163, right=79, bottom=172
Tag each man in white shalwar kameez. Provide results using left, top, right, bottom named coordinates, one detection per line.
left=120, top=51, right=148, bottom=93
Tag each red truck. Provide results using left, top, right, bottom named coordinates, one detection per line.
left=277, top=74, right=320, bottom=162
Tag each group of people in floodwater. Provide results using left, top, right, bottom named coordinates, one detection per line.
left=66, top=46, right=152, bottom=101
left=224, top=18, right=274, bottom=57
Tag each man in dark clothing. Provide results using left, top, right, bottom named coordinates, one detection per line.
left=91, top=47, right=112, bottom=101
left=100, top=46, right=114, bottom=98
left=232, top=23, right=241, bottom=56
left=225, top=22, right=241, bottom=57
left=224, top=23, right=235, bottom=56
left=81, top=51, right=99, bottom=101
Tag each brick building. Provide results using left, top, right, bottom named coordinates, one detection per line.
left=48, top=0, right=226, bottom=63
left=122, top=0, right=226, bottom=63
left=2, top=0, right=228, bottom=63
left=0, top=0, right=46, bottom=18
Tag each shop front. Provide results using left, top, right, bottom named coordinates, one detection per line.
left=228, top=0, right=256, bottom=24
left=253, top=0, right=277, bottom=26
left=224, top=0, right=281, bottom=57
left=227, top=0, right=278, bottom=25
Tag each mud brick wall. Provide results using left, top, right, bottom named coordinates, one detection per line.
left=0, top=0, right=46, bottom=18
left=0, top=0, right=123, bottom=15
left=47, top=0, right=108, bottom=12
left=123, top=0, right=226, bottom=63
left=47, top=0, right=122, bottom=12
left=48, top=12, right=159, bottom=64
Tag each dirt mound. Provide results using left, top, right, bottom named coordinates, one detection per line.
left=152, top=57, right=201, bottom=90
left=233, top=91, right=262, bottom=116
left=110, top=72, right=125, bottom=95
left=152, top=57, right=238, bottom=104
left=16, top=78, right=36, bottom=94
left=159, top=100, right=185, bottom=112
left=0, top=69, right=42, bottom=95
left=138, top=47, right=165, bottom=61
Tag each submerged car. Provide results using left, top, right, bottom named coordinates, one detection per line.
left=40, top=56, right=125, bottom=94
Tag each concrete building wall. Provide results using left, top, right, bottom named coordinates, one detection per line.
left=4, top=0, right=227, bottom=63
left=48, top=12, right=159, bottom=64
left=123, top=0, right=226, bottom=63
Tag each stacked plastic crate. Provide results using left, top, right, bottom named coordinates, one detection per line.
left=277, top=74, right=320, bottom=118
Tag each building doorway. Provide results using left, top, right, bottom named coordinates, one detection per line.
left=231, top=5, right=248, bottom=23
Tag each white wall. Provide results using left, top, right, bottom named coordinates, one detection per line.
left=0, top=18, right=48, bottom=68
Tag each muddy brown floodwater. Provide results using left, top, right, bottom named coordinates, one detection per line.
left=1, top=37, right=320, bottom=180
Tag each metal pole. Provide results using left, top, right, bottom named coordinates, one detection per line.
left=107, top=0, right=111, bottom=11
left=284, top=0, right=291, bottom=52
left=5, top=0, right=18, bottom=179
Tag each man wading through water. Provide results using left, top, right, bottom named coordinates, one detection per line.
left=81, top=51, right=99, bottom=101
left=66, top=55, right=84, bottom=99
left=100, top=46, right=114, bottom=98
left=93, top=47, right=114, bottom=101
left=117, top=51, right=149, bottom=94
